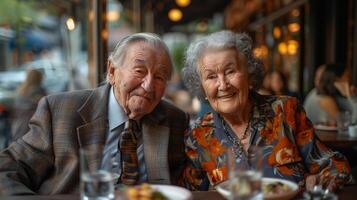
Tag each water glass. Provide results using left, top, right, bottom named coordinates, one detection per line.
left=80, top=148, right=115, bottom=200
left=228, top=146, right=263, bottom=200
left=336, top=111, right=351, bottom=136
left=349, top=125, right=357, bottom=138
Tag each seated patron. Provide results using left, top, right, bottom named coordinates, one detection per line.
left=11, top=68, right=47, bottom=141
left=180, top=30, right=353, bottom=191
left=0, top=33, right=189, bottom=195
left=304, top=63, right=357, bottom=125
left=269, top=69, right=300, bottom=99
left=303, top=64, right=325, bottom=123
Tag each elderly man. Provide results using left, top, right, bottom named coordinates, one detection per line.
left=0, top=33, right=189, bottom=195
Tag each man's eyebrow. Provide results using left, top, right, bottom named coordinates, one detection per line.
left=158, top=66, right=170, bottom=76
left=133, top=59, right=146, bottom=64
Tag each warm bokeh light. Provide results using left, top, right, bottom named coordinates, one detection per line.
left=273, top=26, right=281, bottom=39
left=107, top=11, right=120, bottom=21
left=291, top=9, right=300, bottom=17
left=88, top=10, right=94, bottom=21
left=278, top=40, right=299, bottom=55
left=278, top=42, right=287, bottom=55
left=66, top=17, right=76, bottom=31
left=253, top=45, right=268, bottom=58
left=176, top=0, right=191, bottom=7
left=287, top=40, right=299, bottom=55
left=168, top=8, right=183, bottom=22
left=288, top=23, right=300, bottom=33
left=102, top=29, right=108, bottom=39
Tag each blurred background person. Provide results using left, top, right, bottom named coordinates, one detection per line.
left=11, top=68, right=46, bottom=141
left=304, top=64, right=326, bottom=122
left=269, top=69, right=299, bottom=99
left=306, top=63, right=357, bottom=125
left=257, top=71, right=272, bottom=95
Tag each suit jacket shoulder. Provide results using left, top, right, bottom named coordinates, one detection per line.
left=0, top=84, right=110, bottom=195
left=147, top=99, right=189, bottom=129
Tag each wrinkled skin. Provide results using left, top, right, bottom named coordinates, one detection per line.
left=107, top=41, right=171, bottom=120
left=198, top=48, right=251, bottom=120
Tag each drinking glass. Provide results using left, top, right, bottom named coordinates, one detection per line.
left=80, top=148, right=115, bottom=200
left=336, top=111, right=351, bottom=136
left=228, top=146, right=263, bottom=200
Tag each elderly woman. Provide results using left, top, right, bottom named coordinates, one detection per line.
left=181, top=30, right=353, bottom=191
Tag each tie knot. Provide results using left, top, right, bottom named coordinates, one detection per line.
left=122, top=120, right=140, bottom=145
left=130, top=119, right=141, bottom=133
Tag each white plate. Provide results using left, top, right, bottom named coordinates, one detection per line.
left=151, top=185, right=193, bottom=200
left=263, top=178, right=299, bottom=200
left=216, top=177, right=299, bottom=200
left=314, top=124, right=337, bottom=131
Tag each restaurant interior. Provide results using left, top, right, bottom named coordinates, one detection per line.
left=0, top=0, right=357, bottom=198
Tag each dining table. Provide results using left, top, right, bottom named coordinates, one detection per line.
left=315, top=129, right=357, bottom=148
left=1, top=184, right=357, bottom=200
left=315, top=129, right=357, bottom=168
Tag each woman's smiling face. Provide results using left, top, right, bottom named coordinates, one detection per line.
left=199, top=48, right=250, bottom=115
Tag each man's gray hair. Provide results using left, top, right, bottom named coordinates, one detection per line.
left=182, top=30, right=264, bottom=100
left=107, top=32, right=173, bottom=80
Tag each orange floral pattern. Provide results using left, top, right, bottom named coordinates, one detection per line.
left=181, top=92, right=353, bottom=191
left=268, top=137, right=301, bottom=166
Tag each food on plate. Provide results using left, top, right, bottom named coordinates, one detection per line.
left=263, top=181, right=292, bottom=195
left=125, top=183, right=168, bottom=200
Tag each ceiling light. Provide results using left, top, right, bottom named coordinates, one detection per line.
left=278, top=42, right=287, bottom=55
left=107, top=11, right=120, bottom=21
left=287, top=40, right=299, bottom=55
left=288, top=23, right=300, bottom=33
left=273, top=26, right=281, bottom=39
left=66, top=17, right=76, bottom=31
left=291, top=9, right=300, bottom=17
left=168, top=8, right=183, bottom=22
left=176, top=0, right=191, bottom=7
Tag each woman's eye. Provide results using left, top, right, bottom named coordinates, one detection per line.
left=225, top=69, right=235, bottom=75
left=206, top=74, right=217, bottom=79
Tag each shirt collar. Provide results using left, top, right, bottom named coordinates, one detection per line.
left=108, top=86, right=128, bottom=131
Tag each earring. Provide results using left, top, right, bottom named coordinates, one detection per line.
left=205, top=97, right=208, bottom=100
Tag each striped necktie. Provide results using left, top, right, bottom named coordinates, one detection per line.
left=119, top=119, right=139, bottom=185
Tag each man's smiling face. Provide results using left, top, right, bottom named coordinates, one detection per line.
left=108, top=41, right=171, bottom=119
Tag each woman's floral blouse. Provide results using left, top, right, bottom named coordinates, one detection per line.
left=181, top=92, right=353, bottom=191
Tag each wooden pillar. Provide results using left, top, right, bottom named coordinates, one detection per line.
left=353, top=0, right=357, bottom=86
left=133, top=0, right=141, bottom=32
left=87, top=0, right=108, bottom=87
left=305, top=0, right=325, bottom=91
left=325, top=0, right=348, bottom=64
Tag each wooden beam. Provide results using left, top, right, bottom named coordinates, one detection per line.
left=248, top=0, right=307, bottom=31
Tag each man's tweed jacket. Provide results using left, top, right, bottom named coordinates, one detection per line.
left=0, top=84, right=189, bottom=195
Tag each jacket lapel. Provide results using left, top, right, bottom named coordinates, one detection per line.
left=76, top=84, right=111, bottom=171
left=142, top=121, right=171, bottom=184
left=142, top=101, right=171, bottom=184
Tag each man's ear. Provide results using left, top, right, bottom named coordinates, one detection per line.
left=107, top=61, right=116, bottom=85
